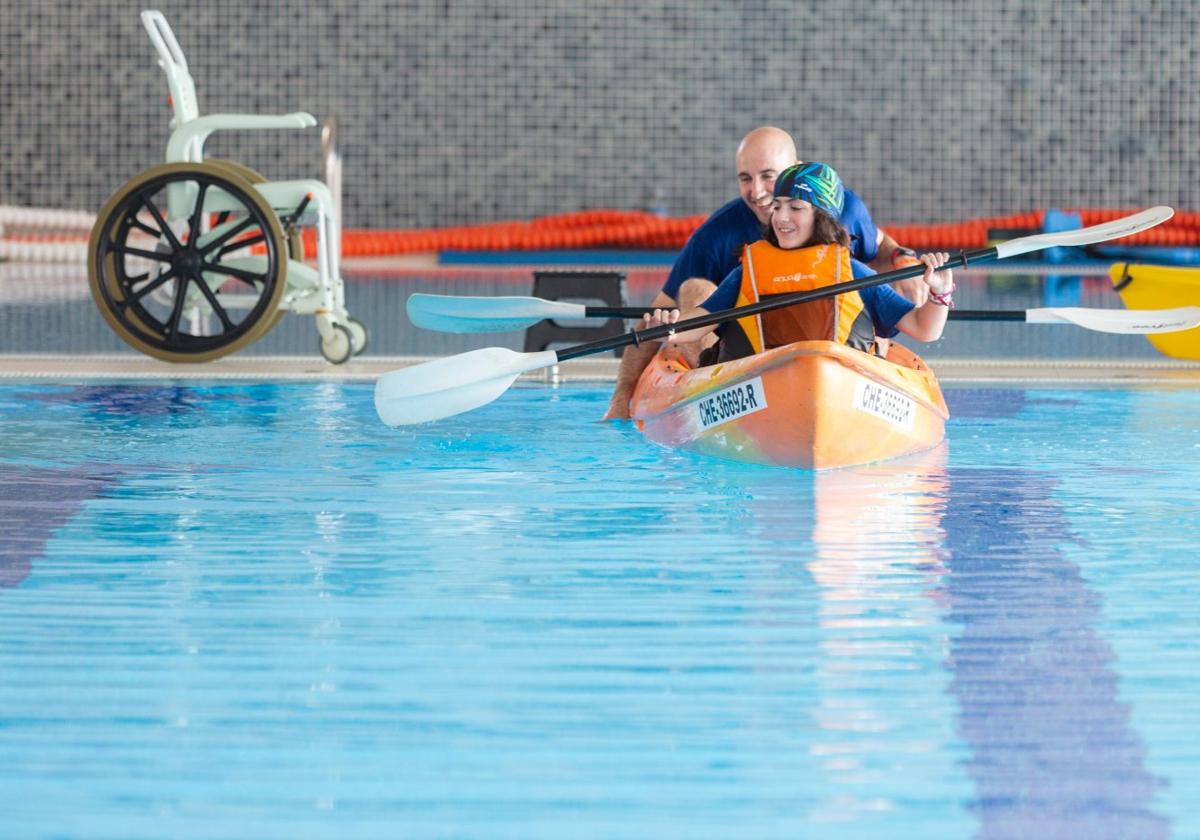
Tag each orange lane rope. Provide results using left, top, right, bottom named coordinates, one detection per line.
left=6, top=205, right=1198, bottom=259
left=298, top=208, right=1200, bottom=257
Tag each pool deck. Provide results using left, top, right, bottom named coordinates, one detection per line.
left=4, top=353, right=1200, bottom=385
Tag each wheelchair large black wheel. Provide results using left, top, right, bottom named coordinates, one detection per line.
left=88, top=161, right=287, bottom=363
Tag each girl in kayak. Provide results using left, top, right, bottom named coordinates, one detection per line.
left=647, top=162, right=954, bottom=363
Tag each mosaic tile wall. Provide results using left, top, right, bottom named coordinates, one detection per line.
left=2, top=0, right=1198, bottom=230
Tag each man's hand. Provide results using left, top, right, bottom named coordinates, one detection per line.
left=602, top=384, right=635, bottom=421
left=888, top=247, right=929, bottom=306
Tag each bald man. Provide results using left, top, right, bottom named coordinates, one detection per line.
left=602, top=126, right=921, bottom=421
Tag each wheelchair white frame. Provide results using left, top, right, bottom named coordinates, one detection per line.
left=140, top=9, right=361, bottom=361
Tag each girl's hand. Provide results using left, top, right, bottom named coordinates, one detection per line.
left=920, top=251, right=954, bottom=297
left=642, top=308, right=681, bottom=330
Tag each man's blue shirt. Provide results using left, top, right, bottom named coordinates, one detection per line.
left=661, top=190, right=880, bottom=299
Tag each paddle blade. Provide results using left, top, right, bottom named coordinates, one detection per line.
left=374, top=347, right=558, bottom=425
left=1026, top=306, right=1200, bottom=334
left=407, top=294, right=585, bottom=333
left=994, top=206, right=1174, bottom=259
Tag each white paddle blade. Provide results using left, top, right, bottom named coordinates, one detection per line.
left=374, top=347, right=558, bottom=425
left=1026, top=306, right=1200, bottom=334
left=407, top=294, right=587, bottom=333
left=994, top=206, right=1174, bottom=260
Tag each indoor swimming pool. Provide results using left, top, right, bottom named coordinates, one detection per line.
left=1, top=379, right=1197, bottom=838
left=6, top=1, right=1200, bottom=836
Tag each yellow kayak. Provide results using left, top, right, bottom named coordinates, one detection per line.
left=1110, top=263, right=1200, bottom=359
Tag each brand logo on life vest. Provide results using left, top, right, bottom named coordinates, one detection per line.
left=695, top=376, right=768, bottom=429
left=773, top=271, right=819, bottom=285
left=853, top=379, right=915, bottom=429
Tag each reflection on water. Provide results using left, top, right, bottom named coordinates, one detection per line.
left=803, top=448, right=960, bottom=826
left=0, top=465, right=120, bottom=588
left=806, top=452, right=1167, bottom=837
left=940, top=469, right=1167, bottom=839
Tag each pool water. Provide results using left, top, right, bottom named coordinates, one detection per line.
left=1, top=380, right=1198, bottom=838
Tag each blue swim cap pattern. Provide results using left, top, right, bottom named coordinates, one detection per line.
left=774, top=162, right=844, bottom=217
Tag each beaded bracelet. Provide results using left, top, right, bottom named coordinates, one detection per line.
left=928, top=281, right=955, bottom=308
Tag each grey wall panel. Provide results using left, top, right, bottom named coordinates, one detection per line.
left=3, top=0, right=1197, bottom=230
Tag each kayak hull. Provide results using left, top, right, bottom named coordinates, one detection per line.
left=1110, top=263, right=1200, bottom=359
left=630, top=340, right=949, bottom=470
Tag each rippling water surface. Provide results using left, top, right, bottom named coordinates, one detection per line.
left=1, top=380, right=1198, bottom=839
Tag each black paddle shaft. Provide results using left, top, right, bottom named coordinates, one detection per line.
left=583, top=306, right=663, bottom=319
left=556, top=246, right=997, bottom=362
left=593, top=306, right=1027, bottom=323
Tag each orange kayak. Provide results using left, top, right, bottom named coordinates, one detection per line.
left=630, top=340, right=949, bottom=469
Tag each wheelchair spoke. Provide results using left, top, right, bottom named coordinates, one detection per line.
left=186, top=182, right=209, bottom=247
left=198, top=217, right=255, bottom=257
left=202, top=261, right=269, bottom=285
left=217, top=231, right=266, bottom=259
left=163, top=275, right=191, bottom=346
left=117, top=268, right=178, bottom=311
left=138, top=192, right=183, bottom=251
left=191, top=273, right=236, bottom=332
left=130, top=216, right=164, bottom=238
left=108, top=243, right=175, bottom=261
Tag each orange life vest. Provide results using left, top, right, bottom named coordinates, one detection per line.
left=718, top=240, right=877, bottom=362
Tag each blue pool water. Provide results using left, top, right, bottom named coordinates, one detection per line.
left=1, top=380, right=1198, bottom=839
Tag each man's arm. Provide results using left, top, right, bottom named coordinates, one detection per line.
left=601, top=289, right=678, bottom=421
left=842, top=190, right=927, bottom=306
left=870, top=229, right=929, bottom=307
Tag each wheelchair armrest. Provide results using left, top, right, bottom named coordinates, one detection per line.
left=166, top=112, right=319, bottom=162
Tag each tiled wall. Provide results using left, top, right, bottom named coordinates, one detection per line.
left=3, top=0, right=1197, bottom=231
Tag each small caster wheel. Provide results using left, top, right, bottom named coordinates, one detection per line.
left=346, top=317, right=369, bottom=355
left=320, top=322, right=354, bottom=364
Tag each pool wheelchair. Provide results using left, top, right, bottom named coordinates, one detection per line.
left=88, top=10, right=366, bottom=364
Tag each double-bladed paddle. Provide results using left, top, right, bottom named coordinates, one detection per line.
left=406, top=292, right=1199, bottom=336
left=377, top=206, right=1181, bottom=426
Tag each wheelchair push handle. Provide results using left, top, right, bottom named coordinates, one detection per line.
left=141, top=10, right=187, bottom=73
